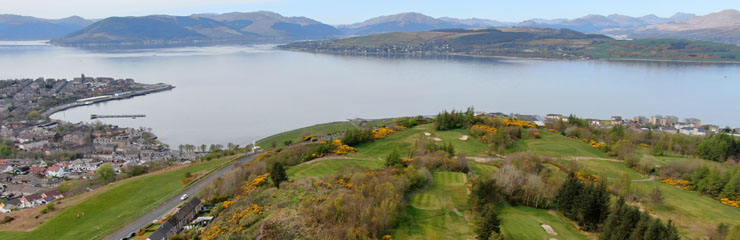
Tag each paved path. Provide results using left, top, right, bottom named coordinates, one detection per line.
left=104, top=152, right=261, bottom=240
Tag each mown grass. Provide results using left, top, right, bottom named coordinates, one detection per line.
left=554, top=158, right=644, bottom=179
left=509, top=131, right=609, bottom=158
left=499, top=205, right=590, bottom=240
left=468, top=162, right=498, bottom=179
left=394, top=171, right=475, bottom=239
left=352, top=124, right=489, bottom=159
left=633, top=181, right=740, bottom=239
left=257, top=122, right=358, bottom=149
left=0, top=156, right=234, bottom=240
left=286, top=158, right=384, bottom=179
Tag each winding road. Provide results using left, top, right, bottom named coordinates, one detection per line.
left=103, top=151, right=261, bottom=240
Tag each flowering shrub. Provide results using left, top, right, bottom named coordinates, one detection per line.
left=373, top=127, right=395, bottom=139
left=640, top=143, right=650, bottom=148
left=301, top=135, right=314, bottom=142
left=721, top=198, right=740, bottom=208
left=332, top=139, right=357, bottom=155
left=548, top=129, right=559, bottom=133
left=589, top=140, right=603, bottom=149
left=661, top=178, right=691, bottom=190
left=502, top=119, right=537, bottom=128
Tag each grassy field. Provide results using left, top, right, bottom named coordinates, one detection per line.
left=633, top=180, right=740, bottom=239
left=257, top=122, right=358, bottom=149
left=499, top=205, right=590, bottom=240
left=468, top=162, right=498, bottom=179
left=0, top=156, right=234, bottom=240
left=509, top=131, right=609, bottom=158
left=394, top=171, right=475, bottom=239
left=554, top=158, right=645, bottom=179
left=286, top=158, right=384, bottom=179
left=352, top=124, right=489, bottom=159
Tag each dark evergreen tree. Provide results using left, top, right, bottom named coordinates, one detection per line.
left=555, top=172, right=584, bottom=219
left=628, top=213, right=650, bottom=240
left=475, top=203, right=501, bottom=240
left=269, top=162, right=288, bottom=188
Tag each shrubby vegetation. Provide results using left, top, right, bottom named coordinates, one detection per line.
left=435, top=107, right=476, bottom=130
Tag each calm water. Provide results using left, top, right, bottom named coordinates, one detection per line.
left=0, top=42, right=738, bottom=146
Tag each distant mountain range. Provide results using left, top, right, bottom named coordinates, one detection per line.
left=4, top=9, right=740, bottom=46
left=0, top=14, right=95, bottom=40
left=53, top=11, right=341, bottom=46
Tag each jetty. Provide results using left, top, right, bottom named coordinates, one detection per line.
left=91, top=114, right=146, bottom=120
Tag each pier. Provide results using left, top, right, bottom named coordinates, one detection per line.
left=91, top=114, right=146, bottom=120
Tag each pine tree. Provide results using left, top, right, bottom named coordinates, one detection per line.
left=556, top=172, right=584, bottom=220
left=644, top=218, right=667, bottom=240
left=722, top=169, right=740, bottom=199
left=628, top=213, right=650, bottom=240
left=475, top=203, right=501, bottom=240
left=665, top=220, right=681, bottom=240
left=269, top=162, right=288, bottom=188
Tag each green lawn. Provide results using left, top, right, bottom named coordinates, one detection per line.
left=394, top=171, right=475, bottom=239
left=509, top=131, right=609, bottom=158
left=468, top=162, right=498, bottom=179
left=633, top=181, right=740, bottom=239
left=352, top=124, right=489, bottom=159
left=499, top=205, right=590, bottom=240
left=0, top=157, right=233, bottom=240
left=286, top=158, right=384, bottom=179
left=554, top=158, right=644, bottom=179
left=257, top=122, right=359, bottom=149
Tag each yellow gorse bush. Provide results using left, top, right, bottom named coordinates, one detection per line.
left=503, top=119, right=538, bottom=128
left=372, top=127, right=395, bottom=139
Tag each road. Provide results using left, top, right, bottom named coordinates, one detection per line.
left=104, top=152, right=261, bottom=240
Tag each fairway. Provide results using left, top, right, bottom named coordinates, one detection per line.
left=433, top=171, right=467, bottom=186
left=257, top=121, right=359, bottom=149
left=509, top=131, right=609, bottom=158
left=352, top=124, right=489, bottom=159
left=409, top=193, right=442, bottom=210
left=555, top=158, right=644, bottom=179
left=633, top=180, right=740, bottom=239
left=468, top=162, right=498, bottom=179
left=286, top=158, right=384, bottom=179
left=0, top=157, right=234, bottom=240
left=499, top=205, right=589, bottom=240
left=393, top=171, right=475, bottom=239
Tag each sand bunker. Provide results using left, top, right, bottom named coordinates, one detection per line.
left=541, top=224, right=558, bottom=236
left=458, top=135, right=469, bottom=141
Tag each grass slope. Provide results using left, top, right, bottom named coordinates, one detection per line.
left=633, top=181, right=740, bottom=239
left=499, top=205, right=590, bottom=240
left=352, top=124, right=489, bottom=159
left=394, top=171, right=475, bottom=239
left=0, top=157, right=233, bottom=240
left=286, top=159, right=384, bottom=179
left=468, top=162, right=498, bottom=179
left=509, top=131, right=609, bottom=158
left=257, top=122, right=358, bottom=149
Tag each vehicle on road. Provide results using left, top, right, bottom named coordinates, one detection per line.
left=180, top=194, right=188, bottom=201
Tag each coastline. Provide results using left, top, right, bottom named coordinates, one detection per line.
left=42, top=83, right=175, bottom=118
left=279, top=47, right=740, bottom=65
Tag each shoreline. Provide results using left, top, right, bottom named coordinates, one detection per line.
left=279, top=48, right=740, bottom=65
left=42, top=83, right=175, bottom=118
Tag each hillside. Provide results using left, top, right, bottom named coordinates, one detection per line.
left=338, top=12, right=472, bottom=35
left=0, top=14, right=95, bottom=40
left=516, top=13, right=694, bottom=33
left=281, top=27, right=740, bottom=62
left=602, top=9, right=740, bottom=44
left=52, top=11, right=341, bottom=46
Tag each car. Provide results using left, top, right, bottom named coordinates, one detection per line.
left=129, top=232, right=136, bottom=238
left=180, top=194, right=188, bottom=200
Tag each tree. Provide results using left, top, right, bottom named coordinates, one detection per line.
left=722, top=169, right=740, bottom=199
left=648, top=186, right=664, bottom=205
left=199, top=144, right=207, bottom=153
left=385, top=148, right=402, bottom=168
left=726, top=225, right=740, bottom=240
left=555, top=172, right=584, bottom=219
left=475, top=203, right=500, bottom=240
left=269, top=162, right=287, bottom=188
left=616, top=173, right=632, bottom=198
left=97, top=163, right=116, bottom=183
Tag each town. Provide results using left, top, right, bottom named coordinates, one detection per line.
left=0, top=76, right=193, bottom=213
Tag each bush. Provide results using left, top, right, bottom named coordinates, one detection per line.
left=1, top=216, right=14, bottom=224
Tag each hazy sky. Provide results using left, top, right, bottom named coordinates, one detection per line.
left=2, top=0, right=738, bottom=24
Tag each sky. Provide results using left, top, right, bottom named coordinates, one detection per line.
left=1, top=0, right=738, bottom=24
